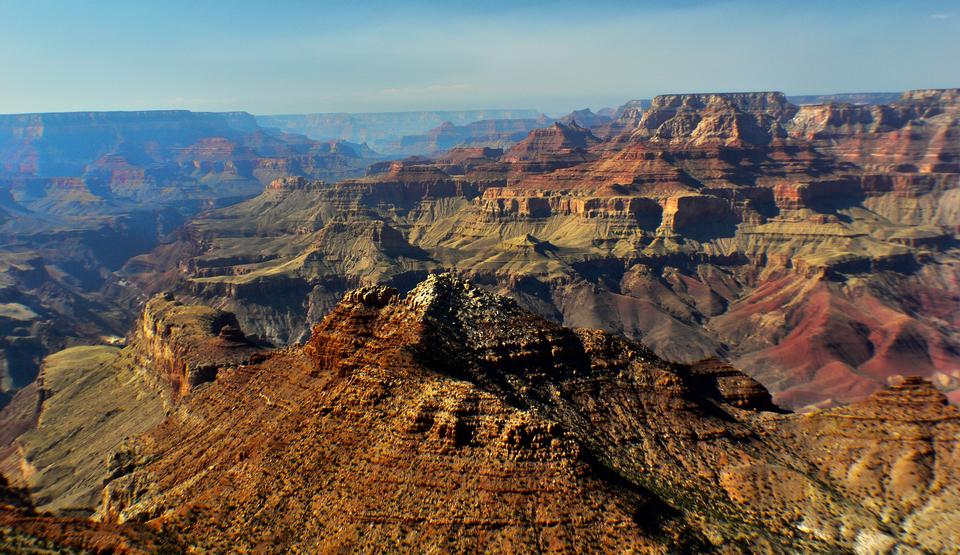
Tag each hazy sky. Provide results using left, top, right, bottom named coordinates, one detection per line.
left=1, top=0, right=958, bottom=114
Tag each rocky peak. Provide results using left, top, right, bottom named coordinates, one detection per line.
left=633, top=91, right=799, bottom=145
left=614, top=99, right=648, bottom=118
left=859, top=376, right=952, bottom=416
left=313, top=274, right=776, bottom=406
left=341, top=284, right=400, bottom=308
left=595, top=99, right=649, bottom=139
left=558, top=108, right=612, bottom=128
left=503, top=121, right=600, bottom=162
left=97, top=273, right=960, bottom=552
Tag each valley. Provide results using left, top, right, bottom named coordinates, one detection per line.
left=126, top=89, right=960, bottom=409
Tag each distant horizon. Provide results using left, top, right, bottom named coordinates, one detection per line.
left=3, top=89, right=953, bottom=119
left=2, top=0, right=958, bottom=114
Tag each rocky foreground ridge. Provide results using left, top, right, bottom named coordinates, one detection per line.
left=1, top=275, right=955, bottom=552
left=129, top=89, right=960, bottom=409
left=0, top=275, right=955, bottom=552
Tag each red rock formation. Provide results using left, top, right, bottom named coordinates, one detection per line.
left=0, top=475, right=179, bottom=553
left=128, top=89, right=960, bottom=410
left=92, top=277, right=958, bottom=552
left=131, top=294, right=261, bottom=401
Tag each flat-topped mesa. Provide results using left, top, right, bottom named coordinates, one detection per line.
left=347, top=162, right=482, bottom=201
left=478, top=186, right=662, bottom=224
left=633, top=91, right=799, bottom=146
left=131, top=293, right=262, bottom=400
left=650, top=91, right=795, bottom=113
left=789, top=89, right=960, bottom=172
left=900, top=88, right=960, bottom=108
left=791, top=89, right=960, bottom=135
left=266, top=175, right=326, bottom=193
left=435, top=146, right=503, bottom=164
left=503, top=121, right=601, bottom=162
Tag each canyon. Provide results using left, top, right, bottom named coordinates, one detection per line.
left=0, top=87, right=957, bottom=553
left=256, top=109, right=544, bottom=154
left=0, top=110, right=379, bottom=406
left=131, top=89, right=960, bottom=410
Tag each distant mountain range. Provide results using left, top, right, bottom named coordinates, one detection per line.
left=256, top=109, right=543, bottom=153
left=253, top=93, right=902, bottom=154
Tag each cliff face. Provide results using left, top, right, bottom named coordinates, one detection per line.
left=0, top=110, right=379, bottom=407
left=0, top=295, right=260, bottom=517
left=130, top=89, right=960, bottom=410
left=789, top=88, right=960, bottom=174
left=630, top=92, right=799, bottom=146
left=130, top=294, right=261, bottom=400
left=91, top=276, right=958, bottom=553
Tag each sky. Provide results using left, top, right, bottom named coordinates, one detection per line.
left=0, top=0, right=958, bottom=115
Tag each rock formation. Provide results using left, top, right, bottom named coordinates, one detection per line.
left=133, top=89, right=960, bottom=409
left=0, top=295, right=262, bottom=518
left=56, top=275, right=952, bottom=553
left=0, top=110, right=379, bottom=407
left=0, top=475, right=179, bottom=554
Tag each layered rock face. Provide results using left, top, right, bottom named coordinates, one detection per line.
left=131, top=294, right=260, bottom=400
left=135, top=89, right=960, bottom=409
left=0, top=296, right=262, bottom=518
left=0, top=474, right=179, bottom=554
left=0, top=474, right=182, bottom=553
left=0, top=110, right=379, bottom=407
left=629, top=92, right=799, bottom=146
left=81, top=276, right=957, bottom=552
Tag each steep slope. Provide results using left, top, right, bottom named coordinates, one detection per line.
left=0, top=475, right=179, bottom=554
left=132, top=89, right=960, bottom=409
left=89, top=275, right=957, bottom=553
left=0, top=295, right=262, bottom=516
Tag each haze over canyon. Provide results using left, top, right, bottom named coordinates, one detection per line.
left=0, top=85, right=957, bottom=553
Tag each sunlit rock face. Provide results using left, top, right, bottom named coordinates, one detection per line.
left=128, top=90, right=960, bottom=410
left=83, top=278, right=958, bottom=553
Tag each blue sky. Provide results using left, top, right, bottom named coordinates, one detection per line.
left=0, top=0, right=957, bottom=114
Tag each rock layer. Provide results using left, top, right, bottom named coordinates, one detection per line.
left=132, top=89, right=960, bottom=409
left=88, top=276, right=959, bottom=553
